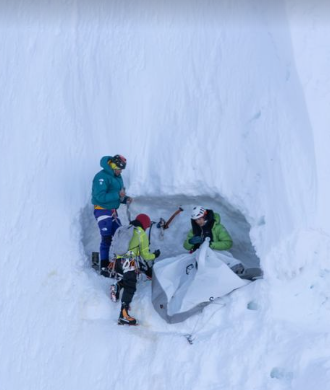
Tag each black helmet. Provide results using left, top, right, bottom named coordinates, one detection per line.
left=112, top=155, right=127, bottom=169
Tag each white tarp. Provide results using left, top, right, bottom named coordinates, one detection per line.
left=152, top=240, right=249, bottom=323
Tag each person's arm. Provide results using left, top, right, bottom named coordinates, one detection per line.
left=121, top=196, right=132, bottom=204
left=183, top=229, right=194, bottom=251
left=119, top=186, right=133, bottom=204
left=210, top=224, right=233, bottom=250
left=138, top=230, right=156, bottom=261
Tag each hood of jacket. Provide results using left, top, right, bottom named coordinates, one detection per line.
left=100, top=156, right=120, bottom=177
left=212, top=211, right=221, bottom=225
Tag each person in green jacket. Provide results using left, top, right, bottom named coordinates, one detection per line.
left=92, top=155, right=132, bottom=270
left=111, top=213, right=160, bottom=325
left=184, top=206, right=233, bottom=252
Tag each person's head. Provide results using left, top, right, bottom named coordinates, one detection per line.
left=109, top=154, right=127, bottom=176
left=191, top=206, right=207, bottom=227
left=135, top=214, right=151, bottom=230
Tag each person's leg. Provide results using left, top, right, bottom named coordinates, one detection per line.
left=138, top=259, right=153, bottom=279
left=110, top=259, right=124, bottom=302
left=121, top=270, right=137, bottom=304
left=94, top=210, right=121, bottom=267
left=118, top=270, right=138, bottom=325
left=144, top=264, right=153, bottom=279
left=100, top=234, right=112, bottom=267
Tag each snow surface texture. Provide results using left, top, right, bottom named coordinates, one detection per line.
left=1, top=1, right=330, bottom=389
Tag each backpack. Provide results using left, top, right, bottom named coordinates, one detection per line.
left=110, top=225, right=136, bottom=257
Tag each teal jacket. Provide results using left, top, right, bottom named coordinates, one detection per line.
left=183, top=211, right=233, bottom=251
left=91, top=156, right=125, bottom=209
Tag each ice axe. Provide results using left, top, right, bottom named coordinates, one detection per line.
left=157, top=207, right=184, bottom=239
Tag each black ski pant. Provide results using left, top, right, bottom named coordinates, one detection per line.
left=139, top=259, right=153, bottom=279
left=115, top=259, right=137, bottom=305
left=121, top=271, right=137, bottom=305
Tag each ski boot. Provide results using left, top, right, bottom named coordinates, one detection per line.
left=110, top=281, right=123, bottom=303
left=118, top=303, right=137, bottom=325
left=100, top=259, right=111, bottom=277
left=91, top=252, right=99, bottom=272
left=100, top=268, right=110, bottom=278
left=231, top=263, right=245, bottom=275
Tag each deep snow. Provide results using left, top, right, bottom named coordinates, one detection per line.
left=1, top=1, right=330, bottom=390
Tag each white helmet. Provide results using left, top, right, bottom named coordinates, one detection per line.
left=191, top=206, right=206, bottom=220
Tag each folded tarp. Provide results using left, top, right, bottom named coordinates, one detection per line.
left=152, top=240, right=249, bottom=324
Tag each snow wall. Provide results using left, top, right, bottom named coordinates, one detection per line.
left=1, top=1, right=330, bottom=389
left=0, top=0, right=317, bottom=251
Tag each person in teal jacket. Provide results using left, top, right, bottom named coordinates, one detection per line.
left=184, top=206, right=233, bottom=252
left=92, top=155, right=132, bottom=269
left=111, top=213, right=160, bottom=325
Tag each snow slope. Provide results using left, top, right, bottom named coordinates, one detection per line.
left=1, top=1, right=330, bottom=389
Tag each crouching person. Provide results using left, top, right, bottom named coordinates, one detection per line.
left=112, top=213, right=160, bottom=325
left=184, top=206, right=233, bottom=252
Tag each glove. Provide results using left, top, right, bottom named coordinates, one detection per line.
left=188, top=236, right=203, bottom=245
left=122, top=196, right=133, bottom=204
left=126, top=196, right=133, bottom=204
left=153, top=249, right=161, bottom=259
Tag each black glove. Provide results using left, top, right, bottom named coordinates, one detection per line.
left=122, top=196, right=133, bottom=204
left=153, top=249, right=161, bottom=259
left=125, top=196, right=133, bottom=204
left=188, top=236, right=203, bottom=245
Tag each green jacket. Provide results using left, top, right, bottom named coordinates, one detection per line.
left=91, top=156, right=125, bottom=209
left=129, top=226, right=155, bottom=261
left=183, top=211, right=233, bottom=251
